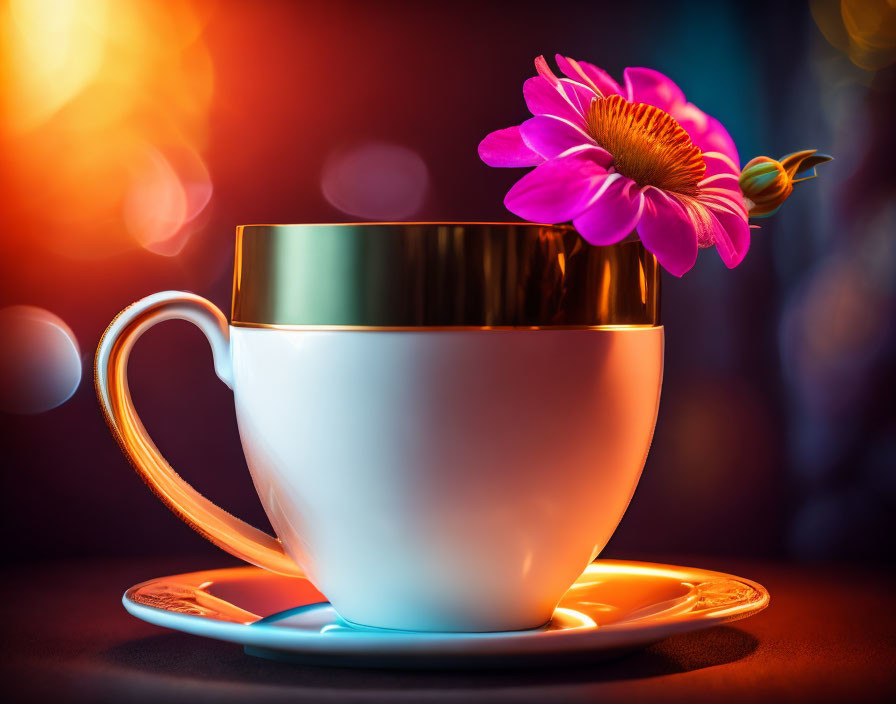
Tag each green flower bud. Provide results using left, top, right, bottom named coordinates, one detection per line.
left=738, top=150, right=832, bottom=218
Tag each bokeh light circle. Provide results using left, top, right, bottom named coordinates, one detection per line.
left=2, top=0, right=215, bottom=259
left=321, top=141, right=429, bottom=220
left=0, top=306, right=82, bottom=414
left=123, top=140, right=213, bottom=257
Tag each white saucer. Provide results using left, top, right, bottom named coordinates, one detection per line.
left=123, top=560, right=769, bottom=668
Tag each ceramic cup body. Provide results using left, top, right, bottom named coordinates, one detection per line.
left=232, top=326, right=663, bottom=631
left=96, top=224, right=664, bottom=633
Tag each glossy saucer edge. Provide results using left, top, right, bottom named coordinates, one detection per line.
left=122, top=559, right=769, bottom=669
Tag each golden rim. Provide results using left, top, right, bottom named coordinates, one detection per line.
left=232, top=223, right=661, bottom=328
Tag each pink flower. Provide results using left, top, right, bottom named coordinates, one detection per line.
left=478, top=55, right=749, bottom=276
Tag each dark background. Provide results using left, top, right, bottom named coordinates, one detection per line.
left=1, top=0, right=894, bottom=570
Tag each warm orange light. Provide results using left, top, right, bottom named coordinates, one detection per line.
left=812, top=0, right=896, bottom=71
left=126, top=560, right=769, bottom=633
left=0, top=0, right=214, bottom=258
left=551, top=607, right=598, bottom=629
left=598, top=258, right=612, bottom=319
left=638, top=258, right=647, bottom=305
left=96, top=293, right=303, bottom=577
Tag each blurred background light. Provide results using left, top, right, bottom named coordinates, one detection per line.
left=0, top=0, right=214, bottom=259
left=123, top=141, right=213, bottom=256
left=0, top=306, right=81, bottom=414
left=811, top=0, right=896, bottom=71
left=780, top=255, right=888, bottom=416
left=321, top=141, right=429, bottom=220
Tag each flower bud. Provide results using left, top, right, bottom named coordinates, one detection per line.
left=738, top=150, right=832, bottom=218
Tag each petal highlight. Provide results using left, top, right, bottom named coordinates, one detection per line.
left=637, top=188, right=699, bottom=276
left=573, top=177, right=645, bottom=246
left=702, top=151, right=741, bottom=178
left=503, top=152, right=607, bottom=223
left=478, top=126, right=545, bottom=168
left=555, top=54, right=623, bottom=97
left=520, top=115, right=594, bottom=159
left=707, top=203, right=750, bottom=268
left=523, top=76, right=593, bottom=125
left=534, top=54, right=561, bottom=86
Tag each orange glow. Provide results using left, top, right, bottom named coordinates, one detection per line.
left=126, top=560, right=769, bottom=632
left=96, top=292, right=304, bottom=577
left=123, top=142, right=213, bottom=256
left=812, top=0, right=896, bottom=71
left=638, top=258, right=647, bottom=305
left=598, top=258, right=612, bottom=320
left=551, top=607, right=598, bottom=629
left=0, top=0, right=214, bottom=258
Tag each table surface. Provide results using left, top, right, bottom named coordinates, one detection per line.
left=1, top=556, right=894, bottom=704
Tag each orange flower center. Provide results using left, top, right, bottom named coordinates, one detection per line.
left=586, top=95, right=705, bottom=196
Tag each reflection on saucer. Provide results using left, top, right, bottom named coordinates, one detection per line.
left=124, top=560, right=768, bottom=668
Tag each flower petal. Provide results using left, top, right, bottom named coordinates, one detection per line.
left=504, top=152, right=608, bottom=223
left=556, top=143, right=614, bottom=167
left=478, top=126, right=544, bottom=168
left=534, top=54, right=562, bottom=86
left=560, top=79, right=599, bottom=118
left=519, top=115, right=594, bottom=159
left=573, top=177, right=645, bottom=245
left=699, top=114, right=739, bottom=164
left=555, top=54, right=622, bottom=97
left=523, top=76, right=593, bottom=125
left=637, top=188, right=699, bottom=277
left=702, top=151, right=741, bottom=178
left=675, top=107, right=740, bottom=165
left=707, top=203, right=750, bottom=268
left=700, top=172, right=741, bottom=191
left=623, top=67, right=686, bottom=110
left=700, top=187, right=748, bottom=219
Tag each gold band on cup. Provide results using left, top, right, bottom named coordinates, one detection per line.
left=231, top=223, right=660, bottom=329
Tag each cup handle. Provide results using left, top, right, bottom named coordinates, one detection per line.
left=95, top=290, right=303, bottom=576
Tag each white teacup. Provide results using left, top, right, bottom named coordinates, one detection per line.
left=97, top=223, right=663, bottom=632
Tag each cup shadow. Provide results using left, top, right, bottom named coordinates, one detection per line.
left=98, top=625, right=758, bottom=692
